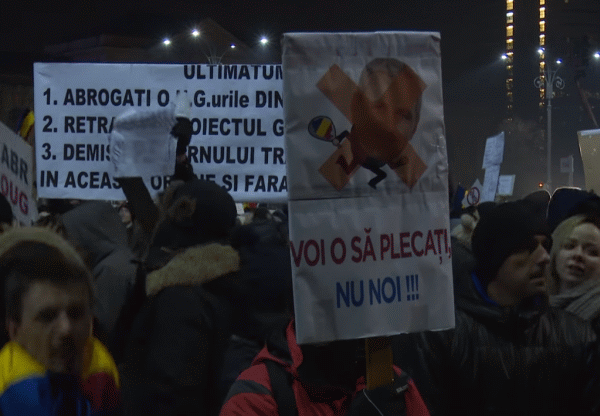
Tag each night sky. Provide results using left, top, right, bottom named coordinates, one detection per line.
left=2, top=0, right=598, bottom=197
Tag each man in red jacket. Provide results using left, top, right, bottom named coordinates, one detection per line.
left=220, top=319, right=430, bottom=416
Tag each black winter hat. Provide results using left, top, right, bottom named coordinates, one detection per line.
left=471, top=199, right=549, bottom=287
left=547, top=187, right=600, bottom=232
left=0, top=194, right=13, bottom=224
left=147, top=179, right=238, bottom=268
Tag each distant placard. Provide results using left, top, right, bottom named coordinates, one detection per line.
left=578, top=129, right=600, bottom=193
left=0, top=122, right=38, bottom=225
left=496, top=174, right=515, bottom=196
left=481, top=165, right=501, bottom=202
left=560, top=155, right=574, bottom=174
left=462, top=178, right=483, bottom=207
left=482, top=132, right=505, bottom=169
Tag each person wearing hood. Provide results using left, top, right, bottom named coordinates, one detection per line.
left=119, top=179, right=292, bottom=416
left=547, top=214, right=600, bottom=332
left=393, top=199, right=600, bottom=415
left=0, top=227, right=121, bottom=416
left=61, top=200, right=138, bottom=346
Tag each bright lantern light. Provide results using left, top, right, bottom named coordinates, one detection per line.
left=163, top=38, right=171, bottom=46
left=191, top=29, right=200, bottom=37
left=260, top=37, right=269, bottom=46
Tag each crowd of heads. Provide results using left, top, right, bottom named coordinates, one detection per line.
left=452, top=187, right=600, bottom=307
left=4, top=173, right=600, bottom=415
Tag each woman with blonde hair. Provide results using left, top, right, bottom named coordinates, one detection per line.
left=548, top=214, right=600, bottom=325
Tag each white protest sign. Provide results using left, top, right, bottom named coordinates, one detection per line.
left=496, top=174, right=515, bottom=196
left=109, top=106, right=177, bottom=178
left=481, top=165, right=501, bottom=202
left=560, top=155, right=574, bottom=173
left=578, top=129, right=600, bottom=193
left=33, top=63, right=286, bottom=202
left=482, top=131, right=504, bottom=169
left=283, top=31, right=454, bottom=344
left=0, top=122, right=38, bottom=225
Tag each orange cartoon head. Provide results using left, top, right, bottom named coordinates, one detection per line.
left=349, top=59, right=426, bottom=167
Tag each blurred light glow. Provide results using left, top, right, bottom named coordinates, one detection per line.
left=230, top=44, right=236, bottom=49
left=163, top=38, right=171, bottom=46
left=594, top=52, right=600, bottom=59
left=538, top=48, right=544, bottom=55
left=191, top=29, right=200, bottom=37
left=501, top=54, right=508, bottom=60
left=260, top=36, right=269, bottom=45
left=555, top=59, right=562, bottom=64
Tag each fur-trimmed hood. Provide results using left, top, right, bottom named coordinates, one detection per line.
left=145, top=242, right=240, bottom=296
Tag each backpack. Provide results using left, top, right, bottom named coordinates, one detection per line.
left=264, top=360, right=411, bottom=416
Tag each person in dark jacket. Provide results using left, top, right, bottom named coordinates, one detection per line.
left=393, top=199, right=600, bottom=416
left=221, top=319, right=430, bottom=416
left=119, top=179, right=292, bottom=416
left=61, top=200, right=138, bottom=345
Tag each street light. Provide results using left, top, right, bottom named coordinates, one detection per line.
left=534, top=63, right=565, bottom=193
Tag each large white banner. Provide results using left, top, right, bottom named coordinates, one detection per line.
left=0, top=122, right=38, bottom=225
left=33, top=63, right=286, bottom=201
left=283, top=32, right=454, bottom=344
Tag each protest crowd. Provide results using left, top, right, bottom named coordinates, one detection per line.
left=4, top=115, right=600, bottom=416
left=2, top=38, right=600, bottom=416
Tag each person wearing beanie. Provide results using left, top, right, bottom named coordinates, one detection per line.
left=470, top=199, right=551, bottom=306
left=393, top=199, right=600, bottom=415
left=119, top=179, right=293, bottom=416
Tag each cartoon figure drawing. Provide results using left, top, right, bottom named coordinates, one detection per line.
left=312, top=58, right=427, bottom=190
left=309, top=116, right=386, bottom=189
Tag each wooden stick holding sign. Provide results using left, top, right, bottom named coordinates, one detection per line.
left=365, top=337, right=394, bottom=389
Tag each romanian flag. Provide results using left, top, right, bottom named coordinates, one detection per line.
left=0, top=338, right=120, bottom=415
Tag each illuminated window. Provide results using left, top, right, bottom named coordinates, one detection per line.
left=539, top=34, right=545, bottom=45
left=507, top=25, right=513, bottom=36
left=507, top=12, right=514, bottom=23
left=507, top=38, right=513, bottom=48
left=540, top=7, right=545, bottom=18
left=539, top=21, right=545, bottom=31
left=540, top=0, right=544, bottom=4
left=507, top=0, right=513, bottom=11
